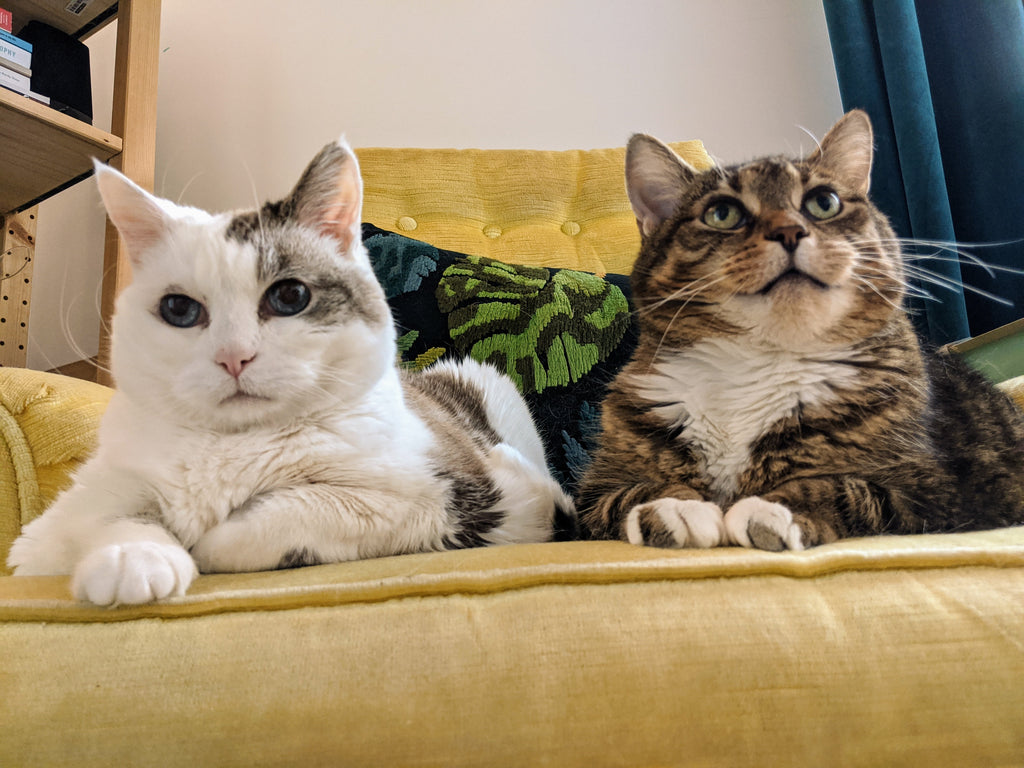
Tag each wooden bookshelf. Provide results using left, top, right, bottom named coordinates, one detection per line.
left=0, top=0, right=161, bottom=381
left=0, top=87, right=122, bottom=213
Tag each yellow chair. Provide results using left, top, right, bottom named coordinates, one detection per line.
left=3, top=141, right=1024, bottom=767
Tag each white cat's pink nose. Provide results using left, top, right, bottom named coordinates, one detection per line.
left=215, top=349, right=256, bottom=379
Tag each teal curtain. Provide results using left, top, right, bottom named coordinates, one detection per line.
left=822, top=0, right=1024, bottom=344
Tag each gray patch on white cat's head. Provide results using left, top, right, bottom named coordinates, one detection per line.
left=223, top=211, right=389, bottom=329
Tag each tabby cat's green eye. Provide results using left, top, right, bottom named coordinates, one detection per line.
left=702, top=199, right=747, bottom=230
left=804, top=188, right=842, bottom=220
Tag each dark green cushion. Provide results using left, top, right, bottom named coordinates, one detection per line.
left=362, top=223, right=637, bottom=495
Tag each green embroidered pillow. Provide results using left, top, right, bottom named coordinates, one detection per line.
left=362, top=223, right=637, bottom=495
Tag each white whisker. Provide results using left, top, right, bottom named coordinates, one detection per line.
left=898, top=262, right=1014, bottom=306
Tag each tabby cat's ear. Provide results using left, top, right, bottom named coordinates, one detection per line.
left=288, top=137, right=363, bottom=254
left=809, top=110, right=874, bottom=196
left=625, top=134, right=697, bottom=237
left=94, top=161, right=171, bottom=265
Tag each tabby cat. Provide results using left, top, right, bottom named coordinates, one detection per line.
left=578, top=110, right=1024, bottom=550
left=8, top=138, right=572, bottom=605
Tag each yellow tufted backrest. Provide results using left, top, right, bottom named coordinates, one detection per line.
left=356, top=141, right=713, bottom=277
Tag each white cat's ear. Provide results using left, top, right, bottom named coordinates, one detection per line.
left=809, top=110, right=874, bottom=195
left=625, top=134, right=697, bottom=237
left=94, top=161, right=170, bottom=263
left=288, top=137, right=363, bottom=254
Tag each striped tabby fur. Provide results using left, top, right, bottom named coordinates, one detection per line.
left=578, top=110, right=1024, bottom=551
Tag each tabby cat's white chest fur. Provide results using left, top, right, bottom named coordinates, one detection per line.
left=633, top=338, right=860, bottom=501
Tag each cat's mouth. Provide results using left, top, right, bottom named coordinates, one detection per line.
left=220, top=390, right=271, bottom=406
left=757, top=269, right=830, bottom=295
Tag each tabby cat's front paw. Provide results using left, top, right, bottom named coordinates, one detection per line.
left=724, top=497, right=804, bottom=551
left=624, top=498, right=725, bottom=548
left=72, top=541, right=197, bottom=606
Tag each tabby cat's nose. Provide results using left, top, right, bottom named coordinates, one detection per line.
left=767, top=224, right=808, bottom=253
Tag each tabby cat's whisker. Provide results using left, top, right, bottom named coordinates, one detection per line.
left=851, top=236, right=1024, bottom=279
left=850, top=273, right=925, bottom=310
left=901, top=253, right=1024, bottom=278
left=897, top=262, right=1014, bottom=306
left=642, top=279, right=720, bottom=366
left=634, top=272, right=727, bottom=316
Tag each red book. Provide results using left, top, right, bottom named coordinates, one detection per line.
left=0, top=8, right=10, bottom=33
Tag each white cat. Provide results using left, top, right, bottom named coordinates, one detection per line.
left=8, top=138, right=573, bottom=606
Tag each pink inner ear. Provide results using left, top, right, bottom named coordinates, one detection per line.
left=315, top=162, right=361, bottom=254
left=319, top=201, right=355, bottom=252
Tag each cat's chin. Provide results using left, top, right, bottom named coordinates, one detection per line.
left=723, top=283, right=859, bottom=350
left=192, top=399, right=295, bottom=434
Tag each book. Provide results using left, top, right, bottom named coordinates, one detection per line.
left=0, top=60, right=30, bottom=94
left=0, top=7, right=11, bottom=33
left=0, top=29, right=31, bottom=70
left=0, top=55, right=28, bottom=77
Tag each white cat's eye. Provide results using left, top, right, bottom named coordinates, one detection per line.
left=803, top=188, right=842, bottom=220
left=702, top=199, right=747, bottom=230
left=159, top=294, right=206, bottom=328
left=263, top=279, right=311, bottom=317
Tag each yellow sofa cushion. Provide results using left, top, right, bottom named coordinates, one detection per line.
left=3, top=533, right=1024, bottom=766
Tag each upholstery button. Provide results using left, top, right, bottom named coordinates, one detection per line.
left=562, top=221, right=581, bottom=236
left=483, top=224, right=502, bottom=239
left=397, top=216, right=417, bottom=231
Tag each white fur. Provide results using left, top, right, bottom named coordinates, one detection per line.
left=633, top=338, right=862, bottom=502
left=7, top=142, right=569, bottom=605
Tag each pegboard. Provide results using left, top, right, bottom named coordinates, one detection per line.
left=1, top=207, right=38, bottom=368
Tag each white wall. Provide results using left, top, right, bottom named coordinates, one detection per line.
left=26, top=0, right=842, bottom=370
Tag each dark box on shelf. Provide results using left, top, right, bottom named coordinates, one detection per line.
left=18, top=20, right=92, bottom=124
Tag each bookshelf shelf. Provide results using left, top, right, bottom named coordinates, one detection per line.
left=0, top=86, right=122, bottom=213
left=1, top=0, right=123, bottom=213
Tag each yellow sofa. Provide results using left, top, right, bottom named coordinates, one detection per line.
left=3, top=142, right=1024, bottom=767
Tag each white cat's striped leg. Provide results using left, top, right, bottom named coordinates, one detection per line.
left=624, top=498, right=725, bottom=548
left=724, top=496, right=804, bottom=551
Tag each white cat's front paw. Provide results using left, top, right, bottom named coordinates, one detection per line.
left=725, top=497, right=804, bottom=551
left=72, top=541, right=197, bottom=606
left=625, top=498, right=725, bottom=548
